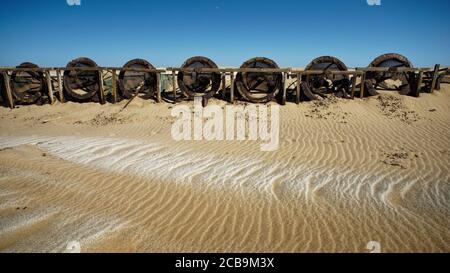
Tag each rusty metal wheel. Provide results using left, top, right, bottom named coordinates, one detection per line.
left=367, top=53, right=413, bottom=95
left=63, top=57, right=100, bottom=102
left=119, top=59, right=157, bottom=100
left=177, top=56, right=221, bottom=100
left=235, top=57, right=282, bottom=103
left=303, top=56, right=350, bottom=99
left=10, top=62, right=47, bottom=105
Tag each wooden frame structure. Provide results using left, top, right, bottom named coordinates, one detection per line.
left=0, top=65, right=446, bottom=109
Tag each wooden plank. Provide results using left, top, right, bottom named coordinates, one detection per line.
left=221, top=73, right=226, bottom=100
left=45, top=70, right=54, bottom=104
left=356, top=67, right=426, bottom=73
left=0, top=66, right=431, bottom=74
left=360, top=72, right=366, bottom=99
left=2, top=72, right=14, bottom=109
left=430, top=64, right=440, bottom=93
left=169, top=67, right=292, bottom=73
left=156, top=72, right=161, bottom=103
left=280, top=72, right=287, bottom=105
left=98, top=70, right=106, bottom=104
left=301, top=70, right=365, bottom=75
left=414, top=71, right=423, bottom=97
left=172, top=71, right=177, bottom=104
left=0, top=67, right=165, bottom=73
left=350, top=73, right=358, bottom=99
left=296, top=73, right=301, bottom=104
left=111, top=69, right=117, bottom=103
left=230, top=72, right=235, bottom=104
left=57, top=69, right=64, bottom=103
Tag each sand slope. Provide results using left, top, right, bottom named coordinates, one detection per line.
left=0, top=86, right=449, bottom=253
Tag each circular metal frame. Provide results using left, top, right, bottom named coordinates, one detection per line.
left=63, top=57, right=100, bottom=102
left=119, top=59, right=157, bottom=100
left=303, top=56, right=349, bottom=97
left=367, top=53, right=413, bottom=91
left=177, top=56, right=221, bottom=99
left=235, top=57, right=282, bottom=103
left=10, top=62, right=46, bottom=104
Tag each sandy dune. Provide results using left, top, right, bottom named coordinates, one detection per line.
left=0, top=86, right=449, bottom=253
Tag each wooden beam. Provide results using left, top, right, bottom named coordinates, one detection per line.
left=414, top=71, right=423, bottom=97
left=280, top=72, right=287, bottom=105
left=0, top=66, right=432, bottom=74
left=57, top=69, right=64, bottom=103
left=2, top=72, right=14, bottom=109
left=350, top=74, right=358, bottom=99
left=172, top=71, right=177, bottom=104
left=360, top=72, right=366, bottom=99
left=156, top=72, right=161, bottom=103
left=111, top=69, right=117, bottom=103
left=430, top=64, right=440, bottom=93
left=221, top=73, right=226, bottom=100
left=45, top=70, right=54, bottom=105
left=0, top=67, right=166, bottom=73
left=230, top=72, right=235, bottom=104
left=98, top=71, right=106, bottom=104
left=296, top=73, right=301, bottom=104
left=169, top=67, right=292, bottom=73
left=356, top=67, right=427, bottom=73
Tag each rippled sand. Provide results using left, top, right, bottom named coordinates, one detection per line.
left=0, top=86, right=449, bottom=253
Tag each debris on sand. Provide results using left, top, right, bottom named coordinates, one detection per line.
left=305, top=95, right=349, bottom=122
left=23, top=113, right=63, bottom=125
left=380, top=146, right=420, bottom=169
left=377, top=95, right=420, bottom=124
left=74, top=112, right=131, bottom=126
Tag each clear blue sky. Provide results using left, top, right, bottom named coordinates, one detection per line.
left=0, top=0, right=449, bottom=67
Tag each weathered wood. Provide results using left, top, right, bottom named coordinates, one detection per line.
left=98, top=71, right=106, bottom=104
left=57, top=69, right=64, bottom=103
left=430, top=64, right=440, bottom=93
left=177, top=56, right=220, bottom=100
left=2, top=72, right=14, bottom=109
left=111, top=69, right=117, bottom=103
left=0, top=67, right=165, bottom=73
left=0, top=66, right=431, bottom=75
left=296, top=73, right=301, bottom=104
left=0, top=65, right=435, bottom=73
left=172, top=70, right=177, bottom=104
left=45, top=70, right=54, bottom=104
left=360, top=73, right=366, bottom=99
left=169, top=67, right=292, bottom=73
left=156, top=72, right=161, bottom=103
left=281, top=72, right=287, bottom=105
left=441, top=76, right=450, bottom=84
left=221, top=73, right=226, bottom=100
left=235, top=57, right=282, bottom=103
left=357, top=67, right=427, bottom=73
left=230, top=72, right=235, bottom=104
left=414, top=71, right=423, bottom=97
left=350, top=74, right=358, bottom=99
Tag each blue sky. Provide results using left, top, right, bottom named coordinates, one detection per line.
left=0, top=0, right=449, bottom=67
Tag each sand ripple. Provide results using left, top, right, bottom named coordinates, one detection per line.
left=0, top=88, right=449, bottom=252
